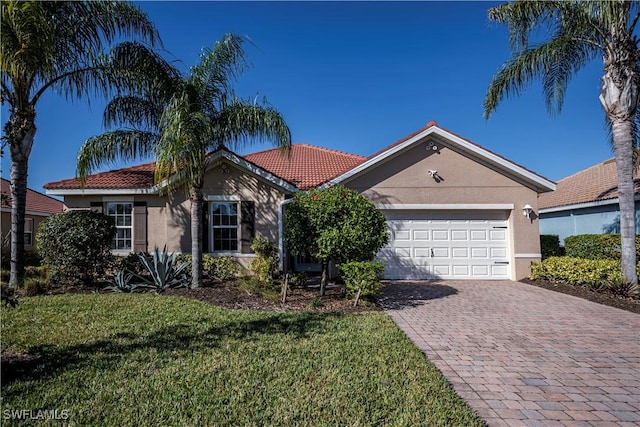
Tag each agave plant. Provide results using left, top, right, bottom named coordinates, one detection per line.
left=103, top=269, right=153, bottom=293
left=136, top=246, right=190, bottom=292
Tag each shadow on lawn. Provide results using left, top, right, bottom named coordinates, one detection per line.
left=378, top=281, right=458, bottom=310
left=1, top=311, right=342, bottom=388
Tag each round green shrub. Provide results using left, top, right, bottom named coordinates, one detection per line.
left=36, top=210, right=116, bottom=286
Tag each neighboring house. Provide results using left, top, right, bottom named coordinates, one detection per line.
left=44, top=121, right=555, bottom=281
left=1, top=178, right=64, bottom=250
left=539, top=158, right=640, bottom=246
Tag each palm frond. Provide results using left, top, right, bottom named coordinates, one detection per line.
left=77, top=130, right=160, bottom=182
left=213, top=96, right=292, bottom=153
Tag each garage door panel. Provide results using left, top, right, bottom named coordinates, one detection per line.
left=432, top=230, right=449, bottom=240
left=451, top=230, right=468, bottom=240
left=470, top=230, right=488, bottom=240
left=452, top=265, right=470, bottom=276
left=414, top=248, right=431, bottom=258
left=431, top=247, right=449, bottom=258
left=413, top=230, right=430, bottom=240
left=490, top=247, right=508, bottom=258
left=452, top=247, right=468, bottom=258
left=380, top=211, right=510, bottom=280
left=489, top=229, right=507, bottom=241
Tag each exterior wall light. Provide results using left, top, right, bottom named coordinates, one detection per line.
left=523, top=204, right=534, bottom=219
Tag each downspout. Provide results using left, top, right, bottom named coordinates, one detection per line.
left=278, top=198, right=295, bottom=271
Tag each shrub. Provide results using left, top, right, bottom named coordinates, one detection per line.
left=338, top=261, right=385, bottom=306
left=36, top=210, right=115, bottom=286
left=283, top=184, right=388, bottom=295
left=176, top=253, right=239, bottom=282
left=564, top=234, right=640, bottom=261
left=530, top=256, right=631, bottom=294
left=250, top=236, right=279, bottom=284
left=540, top=234, right=564, bottom=259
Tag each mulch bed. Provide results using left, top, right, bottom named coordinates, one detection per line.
left=164, top=282, right=381, bottom=313
left=520, top=278, right=640, bottom=314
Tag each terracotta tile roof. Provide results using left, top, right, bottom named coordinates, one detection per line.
left=44, top=162, right=156, bottom=190
left=538, top=158, right=640, bottom=209
left=44, top=145, right=365, bottom=192
left=244, top=144, right=366, bottom=190
left=1, top=178, right=63, bottom=215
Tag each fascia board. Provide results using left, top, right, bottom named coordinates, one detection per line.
left=539, top=194, right=640, bottom=214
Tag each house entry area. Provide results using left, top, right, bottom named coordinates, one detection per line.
left=378, top=210, right=510, bottom=280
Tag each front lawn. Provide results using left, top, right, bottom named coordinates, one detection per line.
left=1, top=294, right=483, bottom=426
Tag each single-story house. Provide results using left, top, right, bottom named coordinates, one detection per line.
left=1, top=178, right=64, bottom=249
left=539, top=158, right=640, bottom=246
left=44, top=121, right=555, bottom=281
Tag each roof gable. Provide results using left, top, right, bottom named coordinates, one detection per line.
left=538, top=158, right=640, bottom=211
left=327, top=121, right=556, bottom=194
left=1, top=178, right=63, bottom=215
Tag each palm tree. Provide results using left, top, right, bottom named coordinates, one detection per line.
left=77, top=34, right=291, bottom=288
left=1, top=0, right=173, bottom=288
left=484, top=0, right=640, bottom=291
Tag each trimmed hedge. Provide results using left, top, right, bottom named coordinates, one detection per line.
left=530, top=256, right=638, bottom=295
left=540, top=234, right=564, bottom=259
left=564, top=234, right=640, bottom=261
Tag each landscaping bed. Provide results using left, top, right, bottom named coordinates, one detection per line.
left=521, top=277, right=640, bottom=314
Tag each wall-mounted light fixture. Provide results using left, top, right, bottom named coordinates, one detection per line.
left=523, top=204, right=534, bottom=219
left=428, top=169, right=443, bottom=183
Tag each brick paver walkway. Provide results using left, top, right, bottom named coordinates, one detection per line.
left=381, top=281, right=640, bottom=427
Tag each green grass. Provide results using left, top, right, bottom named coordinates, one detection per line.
left=1, top=294, right=483, bottom=426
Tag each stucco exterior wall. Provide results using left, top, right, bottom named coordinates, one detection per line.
left=62, top=160, right=288, bottom=269
left=1, top=211, right=50, bottom=251
left=345, top=141, right=542, bottom=280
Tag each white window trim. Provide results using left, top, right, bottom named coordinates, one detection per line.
left=24, top=218, right=34, bottom=247
left=210, top=199, right=240, bottom=253
left=107, top=202, right=134, bottom=252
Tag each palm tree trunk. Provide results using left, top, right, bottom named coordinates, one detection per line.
left=320, top=259, right=328, bottom=297
left=611, top=119, right=638, bottom=287
left=6, top=106, right=36, bottom=289
left=191, top=188, right=204, bottom=288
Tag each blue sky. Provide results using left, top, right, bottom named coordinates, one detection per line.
left=2, top=1, right=613, bottom=194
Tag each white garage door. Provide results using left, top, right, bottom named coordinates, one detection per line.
left=378, top=211, right=510, bottom=280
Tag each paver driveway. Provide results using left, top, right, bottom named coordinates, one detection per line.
left=381, top=281, right=640, bottom=427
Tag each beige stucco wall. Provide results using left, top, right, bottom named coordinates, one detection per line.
left=61, top=160, right=288, bottom=267
left=345, top=140, right=542, bottom=280
left=1, top=211, right=49, bottom=251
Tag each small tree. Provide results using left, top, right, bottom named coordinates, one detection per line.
left=36, top=210, right=116, bottom=286
left=283, top=185, right=388, bottom=296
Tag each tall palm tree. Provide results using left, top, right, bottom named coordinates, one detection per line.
left=77, top=34, right=291, bottom=288
left=484, top=0, right=640, bottom=290
left=1, top=0, right=173, bottom=288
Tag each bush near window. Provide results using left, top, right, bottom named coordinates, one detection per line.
left=250, top=236, right=279, bottom=284
left=530, top=256, right=639, bottom=295
left=176, top=253, right=239, bottom=281
left=564, top=234, right=640, bottom=261
left=36, top=211, right=115, bottom=286
left=338, top=261, right=385, bottom=305
left=540, top=234, right=564, bottom=259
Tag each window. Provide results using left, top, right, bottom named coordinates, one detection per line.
left=211, top=202, right=238, bottom=252
left=107, top=202, right=133, bottom=250
left=24, top=218, right=33, bottom=246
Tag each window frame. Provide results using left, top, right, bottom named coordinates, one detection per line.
left=106, top=202, right=133, bottom=252
left=24, top=218, right=33, bottom=247
left=208, top=196, right=241, bottom=254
